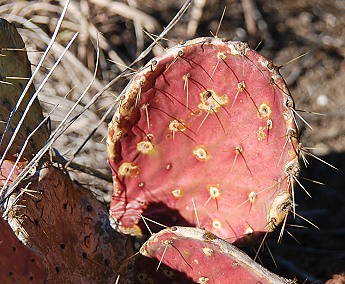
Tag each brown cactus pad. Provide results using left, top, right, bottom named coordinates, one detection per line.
left=107, top=37, right=299, bottom=243
left=0, top=216, right=47, bottom=283
left=11, top=167, right=133, bottom=283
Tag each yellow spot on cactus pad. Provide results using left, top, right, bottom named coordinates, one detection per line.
left=169, top=119, right=186, bottom=132
left=193, top=145, right=211, bottom=161
left=172, top=188, right=184, bottom=198
left=248, top=191, right=257, bottom=203
left=136, top=141, right=155, bottom=154
left=118, top=162, right=139, bottom=177
left=208, top=184, right=220, bottom=199
left=197, top=277, right=210, bottom=284
left=257, top=126, right=266, bottom=141
left=202, top=247, right=213, bottom=257
left=217, top=52, right=226, bottom=60
left=258, top=102, right=272, bottom=119
left=244, top=225, right=254, bottom=236
left=198, top=89, right=228, bottom=113
left=237, top=81, right=246, bottom=92
left=212, top=219, right=222, bottom=229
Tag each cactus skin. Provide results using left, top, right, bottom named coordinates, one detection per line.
left=0, top=18, right=49, bottom=161
left=107, top=37, right=299, bottom=243
left=9, top=167, right=133, bottom=284
left=0, top=216, right=47, bottom=283
left=0, top=18, right=49, bottom=191
left=0, top=159, right=22, bottom=187
left=134, top=226, right=295, bottom=283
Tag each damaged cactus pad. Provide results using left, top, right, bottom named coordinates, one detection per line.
left=107, top=37, right=299, bottom=243
left=134, top=226, right=295, bottom=283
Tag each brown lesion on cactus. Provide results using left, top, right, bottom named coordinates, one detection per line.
left=150, top=59, right=158, bottom=72
left=202, top=231, right=217, bottom=241
left=168, top=119, right=187, bottom=140
left=169, top=119, right=186, bottom=132
left=193, top=145, right=211, bottom=161
left=191, top=109, right=202, bottom=116
left=171, top=188, right=184, bottom=198
left=136, top=140, right=155, bottom=154
left=118, top=162, right=139, bottom=177
left=198, top=89, right=229, bottom=113
left=283, top=94, right=294, bottom=121
left=232, top=41, right=249, bottom=56
left=268, top=192, right=293, bottom=233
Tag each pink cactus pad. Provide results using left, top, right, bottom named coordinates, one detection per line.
left=107, top=37, right=299, bottom=243
left=134, top=226, right=295, bottom=283
left=0, top=159, right=23, bottom=187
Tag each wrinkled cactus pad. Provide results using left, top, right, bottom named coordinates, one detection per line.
left=9, top=167, right=133, bottom=283
left=107, top=37, right=299, bottom=243
left=134, top=226, right=295, bottom=283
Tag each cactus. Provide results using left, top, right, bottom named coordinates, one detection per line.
left=0, top=216, right=47, bottom=283
left=1, top=18, right=133, bottom=283
left=0, top=18, right=49, bottom=189
left=134, top=226, right=295, bottom=283
left=1, top=5, right=321, bottom=282
left=8, top=166, right=133, bottom=283
left=107, top=37, right=299, bottom=244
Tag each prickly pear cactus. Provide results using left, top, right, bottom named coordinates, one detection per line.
left=0, top=19, right=49, bottom=161
left=0, top=18, right=50, bottom=191
left=107, top=37, right=299, bottom=243
left=1, top=18, right=133, bottom=284
left=9, top=166, right=133, bottom=283
left=134, top=226, right=295, bottom=283
left=0, top=216, right=47, bottom=284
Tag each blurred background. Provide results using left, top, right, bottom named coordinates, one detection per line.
left=1, top=0, right=344, bottom=282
